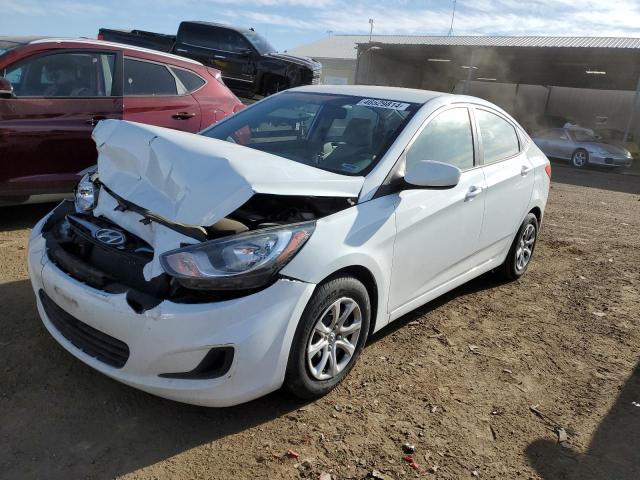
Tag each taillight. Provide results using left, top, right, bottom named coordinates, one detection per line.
left=544, top=163, right=552, bottom=179
left=97, top=33, right=104, bottom=41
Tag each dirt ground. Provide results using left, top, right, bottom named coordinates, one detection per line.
left=1, top=163, right=639, bottom=480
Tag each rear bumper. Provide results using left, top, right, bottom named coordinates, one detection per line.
left=28, top=214, right=316, bottom=407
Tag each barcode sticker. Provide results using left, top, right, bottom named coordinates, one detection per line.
left=356, top=98, right=410, bottom=110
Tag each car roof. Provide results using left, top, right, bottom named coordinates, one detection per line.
left=182, top=21, right=254, bottom=36
left=289, top=84, right=448, bottom=104
left=27, top=38, right=203, bottom=66
left=0, top=35, right=48, bottom=45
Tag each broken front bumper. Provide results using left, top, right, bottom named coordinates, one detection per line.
left=28, top=212, right=316, bottom=407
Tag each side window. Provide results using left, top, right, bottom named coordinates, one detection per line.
left=181, top=24, right=223, bottom=49
left=476, top=109, right=520, bottom=163
left=5, top=52, right=116, bottom=97
left=226, top=32, right=251, bottom=53
left=406, top=107, right=474, bottom=171
left=124, top=58, right=177, bottom=96
left=171, top=67, right=206, bottom=92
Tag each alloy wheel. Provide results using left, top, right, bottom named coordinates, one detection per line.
left=515, top=223, right=536, bottom=271
left=573, top=151, right=587, bottom=167
left=307, top=297, right=362, bottom=380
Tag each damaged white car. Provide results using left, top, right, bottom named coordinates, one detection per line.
left=28, top=85, right=550, bottom=407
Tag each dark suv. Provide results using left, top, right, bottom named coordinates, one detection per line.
left=99, top=21, right=322, bottom=97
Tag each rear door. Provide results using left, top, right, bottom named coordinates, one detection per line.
left=474, top=107, right=535, bottom=258
left=122, top=57, right=201, bottom=132
left=0, top=49, right=122, bottom=196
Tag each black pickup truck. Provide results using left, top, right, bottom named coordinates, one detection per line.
left=99, top=21, right=321, bottom=97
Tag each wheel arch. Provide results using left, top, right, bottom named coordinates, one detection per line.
left=315, top=265, right=380, bottom=338
left=529, top=206, right=542, bottom=224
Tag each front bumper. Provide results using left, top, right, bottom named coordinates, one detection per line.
left=28, top=215, right=316, bottom=407
left=590, top=154, right=633, bottom=167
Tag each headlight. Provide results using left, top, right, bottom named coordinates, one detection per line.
left=74, top=171, right=99, bottom=213
left=160, top=221, right=315, bottom=290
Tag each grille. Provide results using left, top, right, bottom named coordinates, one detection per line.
left=39, top=290, right=130, bottom=368
left=311, top=69, right=321, bottom=84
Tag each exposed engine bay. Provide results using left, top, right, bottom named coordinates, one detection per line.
left=42, top=191, right=353, bottom=310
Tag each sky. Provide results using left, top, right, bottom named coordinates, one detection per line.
left=1, top=0, right=640, bottom=52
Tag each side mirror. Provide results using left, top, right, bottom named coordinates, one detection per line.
left=0, top=77, right=15, bottom=99
left=405, top=160, right=461, bottom=188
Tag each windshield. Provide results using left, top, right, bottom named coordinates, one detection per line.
left=0, top=40, right=20, bottom=56
left=243, top=30, right=276, bottom=55
left=569, top=129, right=598, bottom=142
left=201, top=92, right=420, bottom=176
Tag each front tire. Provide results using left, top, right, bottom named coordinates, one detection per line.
left=284, top=276, right=370, bottom=399
left=498, top=213, right=539, bottom=281
left=571, top=149, right=589, bottom=168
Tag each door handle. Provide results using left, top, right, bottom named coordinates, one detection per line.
left=172, top=112, right=196, bottom=120
left=465, top=185, right=483, bottom=201
left=213, top=54, right=227, bottom=60
left=175, top=48, right=188, bottom=53
left=521, top=165, right=533, bottom=176
left=85, top=116, right=106, bottom=126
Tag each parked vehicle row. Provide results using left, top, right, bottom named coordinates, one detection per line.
left=532, top=127, right=634, bottom=169
left=0, top=36, right=244, bottom=204
left=28, top=85, right=551, bottom=406
left=99, top=21, right=322, bottom=98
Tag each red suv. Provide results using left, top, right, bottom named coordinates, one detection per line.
left=0, top=37, right=244, bottom=205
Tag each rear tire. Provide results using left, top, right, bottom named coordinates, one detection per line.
left=284, top=276, right=370, bottom=399
left=498, top=213, right=539, bottom=281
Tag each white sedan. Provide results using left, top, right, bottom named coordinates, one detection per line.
left=28, top=85, right=551, bottom=406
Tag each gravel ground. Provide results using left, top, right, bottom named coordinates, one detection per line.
left=1, top=163, right=639, bottom=480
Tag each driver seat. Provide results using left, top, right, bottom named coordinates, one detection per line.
left=323, top=118, right=373, bottom=171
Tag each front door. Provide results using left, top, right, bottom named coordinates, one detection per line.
left=0, top=50, right=122, bottom=197
left=389, top=106, right=485, bottom=313
left=175, top=25, right=255, bottom=94
left=545, top=128, right=572, bottom=159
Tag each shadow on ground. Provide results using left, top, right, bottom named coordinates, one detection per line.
left=526, top=362, right=640, bottom=479
left=369, top=270, right=509, bottom=344
left=550, top=161, right=640, bottom=195
left=0, top=279, right=308, bottom=479
left=0, top=268, right=508, bottom=479
left=0, top=203, right=56, bottom=232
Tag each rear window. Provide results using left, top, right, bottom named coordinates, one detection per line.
left=171, top=67, right=205, bottom=92
left=0, top=40, right=20, bottom=56
left=124, top=58, right=177, bottom=96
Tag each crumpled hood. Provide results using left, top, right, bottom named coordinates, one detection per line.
left=92, top=120, right=363, bottom=227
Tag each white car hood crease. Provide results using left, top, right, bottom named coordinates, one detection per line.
left=92, top=120, right=364, bottom=227
left=91, top=120, right=364, bottom=281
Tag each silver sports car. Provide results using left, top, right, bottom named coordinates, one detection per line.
left=532, top=128, right=633, bottom=169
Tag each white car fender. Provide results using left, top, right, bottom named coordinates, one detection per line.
left=280, top=194, right=398, bottom=334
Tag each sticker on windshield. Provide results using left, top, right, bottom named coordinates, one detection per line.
left=357, top=98, right=410, bottom=110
